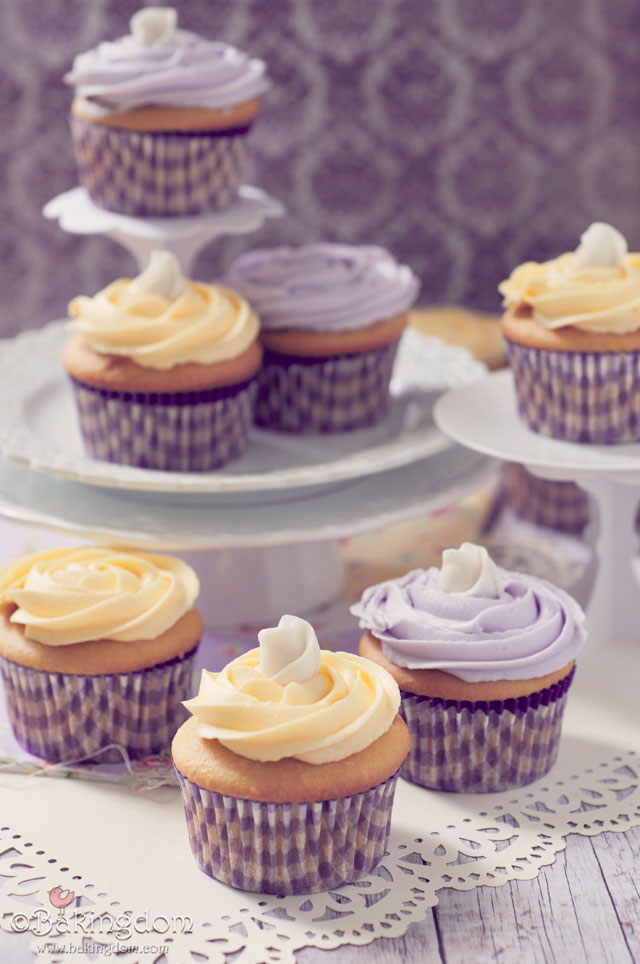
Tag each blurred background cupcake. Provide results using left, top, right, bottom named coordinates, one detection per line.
left=500, top=222, right=640, bottom=443
left=352, top=542, right=586, bottom=793
left=0, top=545, right=202, bottom=763
left=65, top=6, right=269, bottom=216
left=226, top=243, right=418, bottom=432
left=173, top=614, right=409, bottom=894
left=63, top=250, right=262, bottom=471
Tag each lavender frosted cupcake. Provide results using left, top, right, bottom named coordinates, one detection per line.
left=63, top=251, right=262, bottom=471
left=65, top=7, right=269, bottom=215
left=172, top=615, right=409, bottom=894
left=500, top=222, right=640, bottom=443
left=226, top=243, right=419, bottom=432
left=352, top=543, right=586, bottom=793
left=0, top=546, right=202, bottom=763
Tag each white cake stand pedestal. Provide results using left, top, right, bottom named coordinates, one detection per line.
left=0, top=448, right=494, bottom=628
left=434, top=369, right=640, bottom=646
left=43, top=185, right=284, bottom=272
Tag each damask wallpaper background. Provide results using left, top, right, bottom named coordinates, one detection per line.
left=1, top=0, right=639, bottom=335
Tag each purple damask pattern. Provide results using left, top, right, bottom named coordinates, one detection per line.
left=0, top=0, right=639, bottom=334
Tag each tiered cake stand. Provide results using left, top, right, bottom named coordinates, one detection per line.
left=0, top=187, right=494, bottom=625
left=435, top=369, right=640, bottom=645
left=44, top=185, right=285, bottom=272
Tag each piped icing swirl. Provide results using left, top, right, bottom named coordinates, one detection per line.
left=499, top=222, right=640, bottom=334
left=225, top=243, right=419, bottom=332
left=184, top=614, right=400, bottom=763
left=68, top=251, right=259, bottom=370
left=0, top=546, right=199, bottom=646
left=351, top=544, right=586, bottom=683
left=64, top=7, right=269, bottom=116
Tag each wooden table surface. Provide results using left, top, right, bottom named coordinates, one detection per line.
left=300, top=826, right=640, bottom=964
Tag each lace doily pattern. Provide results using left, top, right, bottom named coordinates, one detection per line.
left=1, top=752, right=638, bottom=964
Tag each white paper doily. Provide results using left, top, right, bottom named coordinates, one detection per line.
left=0, top=640, right=638, bottom=964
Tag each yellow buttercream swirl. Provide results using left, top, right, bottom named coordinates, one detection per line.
left=499, top=252, right=640, bottom=334
left=68, top=271, right=259, bottom=370
left=185, top=647, right=400, bottom=764
left=0, top=546, right=199, bottom=646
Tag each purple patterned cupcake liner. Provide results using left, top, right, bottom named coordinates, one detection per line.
left=0, top=646, right=198, bottom=764
left=70, top=116, right=251, bottom=216
left=70, top=375, right=257, bottom=471
left=500, top=463, right=590, bottom=535
left=506, top=339, right=640, bottom=443
left=254, top=341, right=399, bottom=433
left=399, top=667, right=575, bottom=793
left=175, top=767, right=400, bottom=894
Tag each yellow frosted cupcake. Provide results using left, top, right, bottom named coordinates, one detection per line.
left=0, top=546, right=202, bottom=762
left=499, top=222, right=640, bottom=442
left=172, top=614, right=409, bottom=894
left=63, top=250, right=261, bottom=471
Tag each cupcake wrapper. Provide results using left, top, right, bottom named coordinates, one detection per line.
left=70, top=376, right=257, bottom=472
left=0, top=647, right=198, bottom=764
left=254, top=341, right=399, bottom=433
left=506, top=340, right=640, bottom=443
left=175, top=768, right=400, bottom=894
left=399, top=668, right=575, bottom=793
left=70, top=116, right=251, bottom=216
left=501, top=463, right=590, bottom=535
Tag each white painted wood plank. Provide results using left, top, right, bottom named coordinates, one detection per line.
left=590, top=827, right=640, bottom=961
left=423, top=834, right=633, bottom=964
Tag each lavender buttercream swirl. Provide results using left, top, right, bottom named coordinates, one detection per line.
left=225, top=243, right=419, bottom=332
left=65, top=20, right=269, bottom=114
left=351, top=567, right=586, bottom=683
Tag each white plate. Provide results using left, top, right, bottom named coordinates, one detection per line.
left=0, top=447, right=494, bottom=549
left=0, top=322, right=485, bottom=495
left=434, top=369, right=640, bottom=476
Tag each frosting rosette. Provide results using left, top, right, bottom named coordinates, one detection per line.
left=0, top=546, right=199, bottom=646
left=184, top=615, right=400, bottom=763
left=225, top=243, right=419, bottom=332
left=68, top=251, right=259, bottom=370
left=499, top=222, right=640, bottom=334
left=64, top=7, right=269, bottom=116
left=351, top=545, right=586, bottom=683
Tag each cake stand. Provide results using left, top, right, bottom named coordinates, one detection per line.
left=434, top=369, right=640, bottom=646
left=0, top=316, right=491, bottom=625
left=43, top=185, right=285, bottom=272
left=0, top=444, right=493, bottom=626
left=37, top=183, right=495, bottom=626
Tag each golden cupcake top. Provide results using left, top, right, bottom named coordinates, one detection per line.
left=185, top=614, right=400, bottom=764
left=499, top=223, right=640, bottom=334
left=0, top=546, right=199, bottom=646
left=68, top=251, right=259, bottom=369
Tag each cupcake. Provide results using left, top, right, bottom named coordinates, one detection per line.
left=172, top=614, right=409, bottom=894
left=0, top=546, right=202, bottom=763
left=226, top=243, right=419, bottom=432
left=64, top=6, right=269, bottom=216
left=500, top=463, right=590, bottom=535
left=63, top=250, right=262, bottom=471
left=499, top=222, right=640, bottom=443
left=351, top=543, right=586, bottom=793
